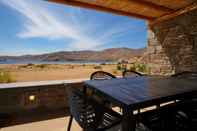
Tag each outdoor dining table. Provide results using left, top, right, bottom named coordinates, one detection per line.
left=83, top=76, right=197, bottom=131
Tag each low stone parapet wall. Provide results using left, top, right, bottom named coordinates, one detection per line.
left=0, top=79, right=86, bottom=114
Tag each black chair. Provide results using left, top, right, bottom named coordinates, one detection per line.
left=122, top=70, right=147, bottom=112
left=90, top=71, right=154, bottom=131
left=171, top=71, right=197, bottom=102
left=90, top=71, right=117, bottom=107
left=138, top=101, right=192, bottom=131
left=67, top=88, right=153, bottom=131
left=90, top=71, right=116, bottom=80
left=122, top=70, right=143, bottom=78
left=171, top=71, right=197, bottom=79
left=0, top=114, right=11, bottom=128
left=171, top=71, right=197, bottom=131
left=137, top=71, right=197, bottom=131
left=122, top=70, right=174, bottom=130
left=66, top=89, right=122, bottom=131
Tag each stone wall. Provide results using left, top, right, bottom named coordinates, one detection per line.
left=0, top=82, right=83, bottom=114
left=147, top=9, right=197, bottom=75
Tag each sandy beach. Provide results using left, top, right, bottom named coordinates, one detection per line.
left=0, top=64, right=122, bottom=82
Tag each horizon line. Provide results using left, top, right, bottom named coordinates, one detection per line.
left=0, top=47, right=146, bottom=57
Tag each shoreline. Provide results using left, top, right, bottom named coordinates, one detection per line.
left=0, top=60, right=117, bottom=65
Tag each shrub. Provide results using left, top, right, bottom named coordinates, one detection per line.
left=129, top=64, right=136, bottom=71
left=116, top=64, right=122, bottom=71
left=0, top=70, right=15, bottom=83
left=100, top=63, right=106, bottom=65
left=137, top=64, right=147, bottom=73
left=129, top=63, right=149, bottom=73
left=36, top=64, right=47, bottom=69
left=27, top=63, right=34, bottom=66
left=113, top=70, right=118, bottom=75
left=94, top=66, right=102, bottom=70
left=68, top=65, right=74, bottom=69
left=19, top=63, right=35, bottom=69
left=116, top=63, right=127, bottom=72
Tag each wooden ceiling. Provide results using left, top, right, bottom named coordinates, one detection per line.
left=47, top=0, right=197, bottom=22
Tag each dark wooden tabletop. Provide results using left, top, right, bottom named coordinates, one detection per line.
left=84, top=76, right=197, bottom=109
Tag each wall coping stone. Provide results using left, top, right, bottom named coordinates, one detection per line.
left=0, top=78, right=88, bottom=90
left=0, top=76, right=122, bottom=90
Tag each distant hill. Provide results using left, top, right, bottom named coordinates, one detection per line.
left=0, top=48, right=146, bottom=62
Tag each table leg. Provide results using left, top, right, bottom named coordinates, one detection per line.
left=83, top=85, right=87, bottom=95
left=122, top=108, right=136, bottom=131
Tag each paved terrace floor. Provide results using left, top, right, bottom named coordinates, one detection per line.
left=1, top=116, right=82, bottom=131
left=1, top=108, right=123, bottom=131
left=1, top=107, right=124, bottom=131
left=1, top=106, right=156, bottom=131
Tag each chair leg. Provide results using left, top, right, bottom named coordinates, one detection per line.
left=67, top=115, right=73, bottom=131
left=119, top=107, right=122, bottom=113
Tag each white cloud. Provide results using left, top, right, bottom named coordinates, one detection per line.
left=1, top=0, right=139, bottom=51
left=1, top=0, right=79, bottom=39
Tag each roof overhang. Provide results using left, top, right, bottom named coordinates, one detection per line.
left=47, top=0, right=197, bottom=24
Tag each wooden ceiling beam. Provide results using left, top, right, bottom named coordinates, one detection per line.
left=149, top=2, right=197, bottom=26
left=128, top=0, right=175, bottom=12
left=47, top=0, right=155, bottom=20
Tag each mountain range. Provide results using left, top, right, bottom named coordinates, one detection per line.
left=0, top=48, right=146, bottom=62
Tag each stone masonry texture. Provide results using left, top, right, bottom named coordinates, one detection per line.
left=147, top=9, right=197, bottom=75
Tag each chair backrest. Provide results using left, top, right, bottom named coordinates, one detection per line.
left=90, top=71, right=116, bottom=80
left=122, top=70, right=143, bottom=78
left=171, top=71, right=197, bottom=79
left=68, top=89, right=104, bottom=130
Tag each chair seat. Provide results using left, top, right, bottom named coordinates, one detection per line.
left=136, top=100, right=197, bottom=131
left=67, top=89, right=123, bottom=131
left=136, top=102, right=182, bottom=131
left=175, top=100, right=197, bottom=131
left=98, top=122, right=151, bottom=131
left=97, top=108, right=122, bottom=130
left=97, top=107, right=151, bottom=131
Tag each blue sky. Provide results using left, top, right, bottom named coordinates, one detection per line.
left=0, top=0, right=147, bottom=56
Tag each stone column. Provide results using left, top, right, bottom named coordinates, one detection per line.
left=146, top=25, right=174, bottom=75
left=146, top=9, right=197, bottom=75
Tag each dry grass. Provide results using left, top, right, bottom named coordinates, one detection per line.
left=0, top=64, right=122, bottom=82
left=0, top=69, right=15, bottom=83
